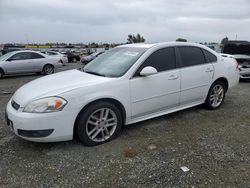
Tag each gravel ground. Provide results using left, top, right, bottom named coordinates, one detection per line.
left=0, top=63, right=249, bottom=188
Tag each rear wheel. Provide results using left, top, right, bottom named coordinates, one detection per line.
left=76, top=101, right=122, bottom=146
left=43, top=64, right=54, bottom=75
left=72, top=58, right=77, bottom=63
left=205, top=81, right=226, bottom=110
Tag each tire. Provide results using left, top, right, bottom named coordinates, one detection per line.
left=205, top=81, right=226, bottom=110
left=76, top=101, right=122, bottom=146
left=42, top=64, right=54, bottom=75
left=0, top=69, right=3, bottom=78
left=72, top=58, right=77, bottom=63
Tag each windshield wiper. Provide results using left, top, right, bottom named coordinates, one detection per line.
left=84, top=70, right=107, bottom=77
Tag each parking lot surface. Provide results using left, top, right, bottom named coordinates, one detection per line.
left=0, top=63, right=249, bottom=187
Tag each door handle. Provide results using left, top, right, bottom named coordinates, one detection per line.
left=205, top=68, right=214, bottom=72
left=168, top=75, right=179, bottom=80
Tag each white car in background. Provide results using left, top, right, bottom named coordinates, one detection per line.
left=5, top=42, right=239, bottom=146
left=42, top=51, right=68, bottom=65
left=0, top=50, right=63, bottom=78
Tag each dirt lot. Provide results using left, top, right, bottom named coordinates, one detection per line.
left=0, top=64, right=249, bottom=188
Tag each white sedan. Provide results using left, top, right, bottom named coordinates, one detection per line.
left=5, top=42, right=239, bottom=146
left=42, top=51, right=68, bottom=65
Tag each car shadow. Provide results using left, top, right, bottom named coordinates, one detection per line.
left=1, top=73, right=41, bottom=79
left=240, top=78, right=250, bottom=83
left=122, top=105, right=202, bottom=133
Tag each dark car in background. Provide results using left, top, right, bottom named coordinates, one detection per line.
left=222, top=41, right=250, bottom=79
left=81, top=51, right=105, bottom=65
left=61, top=51, right=80, bottom=63
left=0, top=48, right=22, bottom=56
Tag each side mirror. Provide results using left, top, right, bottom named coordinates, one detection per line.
left=139, top=66, right=158, bottom=76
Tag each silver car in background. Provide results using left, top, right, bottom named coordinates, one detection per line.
left=0, top=50, right=63, bottom=78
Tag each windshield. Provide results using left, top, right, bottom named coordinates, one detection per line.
left=0, top=51, right=16, bottom=61
left=82, top=47, right=147, bottom=77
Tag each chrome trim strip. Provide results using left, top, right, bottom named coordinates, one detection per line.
left=132, top=90, right=180, bottom=103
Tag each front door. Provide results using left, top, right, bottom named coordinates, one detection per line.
left=5, top=52, right=32, bottom=73
left=130, top=47, right=181, bottom=118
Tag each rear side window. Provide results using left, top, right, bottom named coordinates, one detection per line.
left=134, top=47, right=176, bottom=76
left=30, top=52, right=45, bottom=59
left=203, top=49, right=217, bottom=63
left=178, top=47, right=205, bottom=67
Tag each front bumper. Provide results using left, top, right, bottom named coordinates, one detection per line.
left=239, top=67, right=250, bottom=79
left=5, top=100, right=76, bottom=142
left=62, top=57, right=69, bottom=64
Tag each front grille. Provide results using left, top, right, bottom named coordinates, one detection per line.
left=17, top=129, right=54, bottom=138
left=11, top=100, right=20, bottom=111
left=242, top=74, right=250, bottom=77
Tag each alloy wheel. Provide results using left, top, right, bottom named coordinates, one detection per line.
left=86, top=108, right=117, bottom=142
left=210, top=84, right=224, bottom=108
left=43, top=65, right=54, bottom=75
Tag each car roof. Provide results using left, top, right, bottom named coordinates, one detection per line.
left=119, top=42, right=208, bottom=49
left=12, top=50, right=41, bottom=53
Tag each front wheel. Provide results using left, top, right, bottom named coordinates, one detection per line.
left=43, top=65, right=54, bottom=75
left=76, top=101, right=122, bottom=146
left=205, top=81, right=226, bottom=110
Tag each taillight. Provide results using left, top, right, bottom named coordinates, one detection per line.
left=236, top=61, right=240, bottom=70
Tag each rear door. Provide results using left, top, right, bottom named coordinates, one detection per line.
left=177, top=46, right=214, bottom=105
left=29, top=52, right=46, bottom=71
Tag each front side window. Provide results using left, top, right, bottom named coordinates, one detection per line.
left=8, top=52, right=31, bottom=61
left=178, top=47, right=205, bottom=67
left=83, top=47, right=147, bottom=77
left=134, top=47, right=176, bottom=77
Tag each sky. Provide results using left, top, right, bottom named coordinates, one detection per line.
left=0, top=0, right=250, bottom=44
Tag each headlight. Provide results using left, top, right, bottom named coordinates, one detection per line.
left=23, top=97, right=67, bottom=113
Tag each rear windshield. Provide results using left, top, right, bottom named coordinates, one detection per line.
left=223, top=44, right=250, bottom=55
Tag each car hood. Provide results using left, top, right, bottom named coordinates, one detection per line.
left=12, top=69, right=110, bottom=107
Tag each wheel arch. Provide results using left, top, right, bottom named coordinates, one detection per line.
left=73, top=98, right=127, bottom=138
left=213, top=77, right=229, bottom=92
left=0, top=67, right=5, bottom=75
left=43, top=63, right=55, bottom=68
